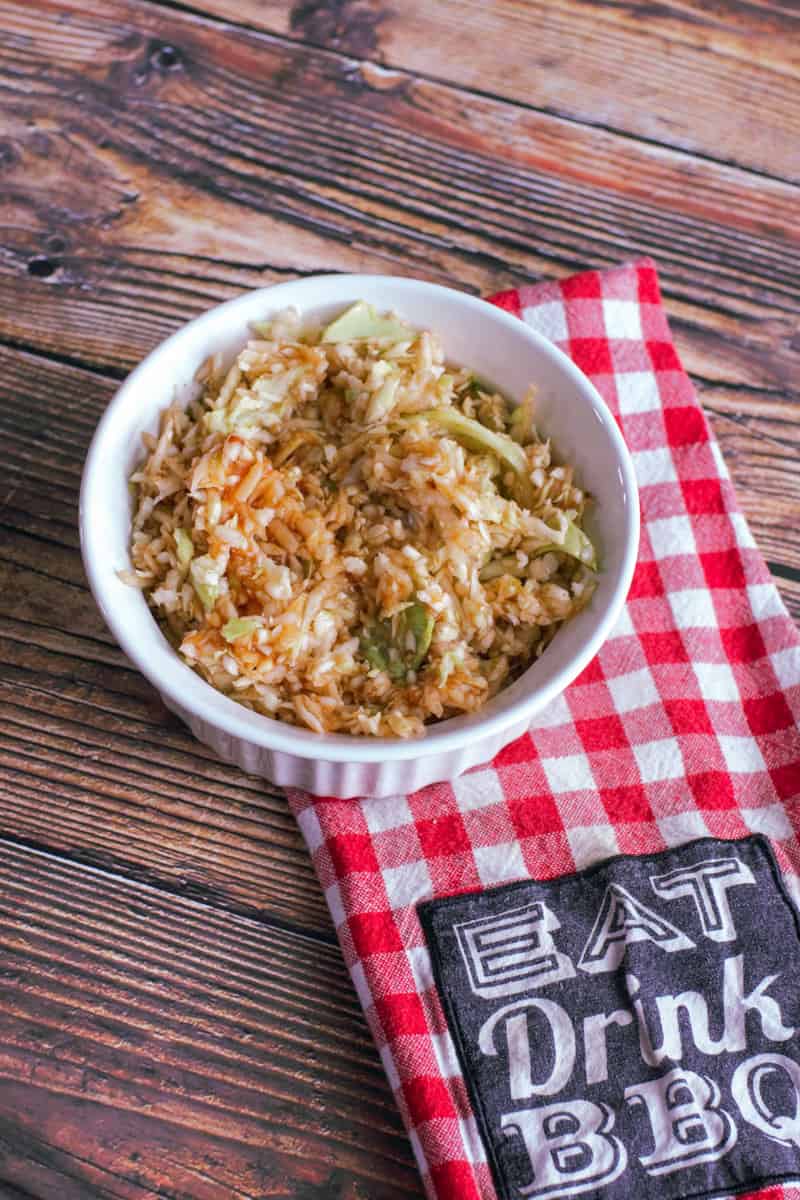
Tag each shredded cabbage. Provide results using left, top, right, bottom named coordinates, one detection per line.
left=222, top=617, right=262, bottom=642
left=321, top=301, right=413, bottom=344
left=189, top=555, right=221, bottom=612
left=479, top=518, right=597, bottom=582
left=174, top=528, right=194, bottom=569
left=425, top=407, right=537, bottom=509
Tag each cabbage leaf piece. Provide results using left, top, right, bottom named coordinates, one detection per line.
left=361, top=602, right=435, bottom=681
left=321, top=301, right=413, bottom=345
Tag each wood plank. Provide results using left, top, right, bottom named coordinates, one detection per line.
left=0, top=0, right=798, bottom=403
left=0, top=662, right=331, bottom=932
left=0, top=1185, right=40, bottom=1200
left=0, top=842, right=421, bottom=1199
left=701, top=384, right=800, bottom=576
left=169, top=0, right=800, bottom=179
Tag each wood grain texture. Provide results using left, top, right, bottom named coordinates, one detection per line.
left=170, top=0, right=800, bottom=179
left=0, top=0, right=798, bottom=402
left=0, top=842, right=422, bottom=1199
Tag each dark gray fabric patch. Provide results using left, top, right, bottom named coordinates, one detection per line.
left=418, top=835, right=800, bottom=1200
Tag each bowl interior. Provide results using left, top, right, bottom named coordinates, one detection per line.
left=81, top=275, right=638, bottom=761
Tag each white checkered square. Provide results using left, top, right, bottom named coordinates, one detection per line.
left=406, top=945, right=435, bottom=994
left=693, top=661, right=738, bottom=703
left=730, top=511, right=756, bottom=550
left=431, top=1031, right=462, bottom=1080
left=325, top=880, right=346, bottom=929
left=567, top=824, right=620, bottom=869
left=603, top=298, right=643, bottom=339
left=633, top=738, right=685, bottom=783
left=669, top=588, right=717, bottom=631
left=657, top=810, right=710, bottom=846
left=382, top=860, right=432, bottom=909
left=407, top=1128, right=428, bottom=1177
left=648, top=515, right=696, bottom=560
left=453, top=769, right=506, bottom=812
left=379, top=1044, right=401, bottom=1091
left=296, top=805, right=324, bottom=851
left=710, top=439, right=731, bottom=480
left=541, top=752, right=595, bottom=794
left=532, top=691, right=573, bottom=729
left=473, top=841, right=526, bottom=886
left=459, top=1114, right=488, bottom=1166
left=609, top=604, right=637, bottom=640
left=350, top=960, right=372, bottom=1011
left=748, top=583, right=786, bottom=622
left=607, top=666, right=660, bottom=714
left=616, top=370, right=661, bottom=414
left=770, top=645, right=800, bottom=690
left=719, top=735, right=767, bottom=774
left=741, top=804, right=793, bottom=841
left=364, top=794, right=414, bottom=834
left=631, top=446, right=677, bottom=485
left=522, top=300, right=568, bottom=342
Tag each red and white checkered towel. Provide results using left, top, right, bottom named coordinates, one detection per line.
left=289, top=260, right=800, bottom=1200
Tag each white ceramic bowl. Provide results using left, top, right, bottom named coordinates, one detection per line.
left=80, top=275, right=639, bottom=798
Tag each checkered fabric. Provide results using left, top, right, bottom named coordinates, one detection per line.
left=289, top=259, right=800, bottom=1200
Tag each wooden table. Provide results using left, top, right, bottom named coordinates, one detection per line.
left=1, top=1, right=798, bottom=1195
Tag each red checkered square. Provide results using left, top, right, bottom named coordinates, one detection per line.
left=599, top=783, right=654, bottom=823
left=402, top=1076, right=456, bottom=1124
left=487, top=288, right=521, bottom=317
left=348, top=910, right=404, bottom=957
left=571, top=654, right=606, bottom=686
left=665, top=698, right=715, bottom=736
left=425, top=852, right=482, bottom=896
left=326, top=832, right=380, bottom=876
left=568, top=336, right=614, bottom=376
left=628, top=559, right=665, bottom=599
left=491, top=731, right=535, bottom=766
left=375, top=993, right=429, bottom=1039
left=664, top=404, right=709, bottom=445
left=636, top=263, right=661, bottom=304
left=703, top=548, right=748, bottom=590
left=770, top=761, right=800, bottom=801
left=561, top=269, right=602, bottom=299
left=682, top=477, right=727, bottom=514
left=721, top=621, right=767, bottom=663
left=640, top=629, right=690, bottom=664
left=508, top=791, right=564, bottom=838
left=745, top=693, right=796, bottom=735
left=647, top=340, right=684, bottom=372
left=574, top=713, right=629, bottom=751
left=415, top=812, right=471, bottom=859
left=429, top=1161, right=483, bottom=1200
left=688, top=770, right=738, bottom=810
left=288, top=260, right=800, bottom=1200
